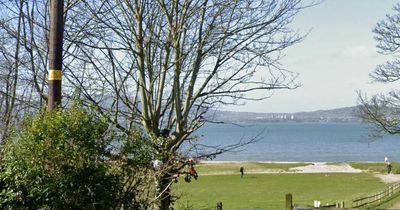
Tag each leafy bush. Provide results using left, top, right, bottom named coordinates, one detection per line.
left=0, top=106, right=121, bottom=209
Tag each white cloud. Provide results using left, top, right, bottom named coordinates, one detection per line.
left=340, top=45, right=378, bottom=58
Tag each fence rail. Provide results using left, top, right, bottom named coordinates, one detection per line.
left=352, top=182, right=400, bottom=208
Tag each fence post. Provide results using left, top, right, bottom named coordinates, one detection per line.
left=390, top=186, right=393, bottom=197
left=285, top=193, right=292, bottom=210
left=336, top=201, right=344, bottom=208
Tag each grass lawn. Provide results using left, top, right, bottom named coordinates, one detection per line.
left=373, top=191, right=400, bottom=209
left=350, top=162, right=400, bottom=174
left=173, top=173, right=386, bottom=210
left=196, top=162, right=308, bottom=175
left=372, top=192, right=400, bottom=209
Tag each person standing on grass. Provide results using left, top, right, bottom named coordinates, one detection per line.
left=387, top=162, right=392, bottom=174
left=240, top=166, right=244, bottom=178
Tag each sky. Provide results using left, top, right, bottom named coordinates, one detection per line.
left=227, top=0, right=400, bottom=113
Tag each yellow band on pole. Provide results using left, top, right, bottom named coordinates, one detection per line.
left=48, top=70, right=62, bottom=80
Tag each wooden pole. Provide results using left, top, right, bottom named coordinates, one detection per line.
left=48, top=0, right=64, bottom=110
left=285, top=193, right=292, bottom=210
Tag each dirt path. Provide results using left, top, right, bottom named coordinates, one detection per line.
left=375, top=174, right=400, bottom=184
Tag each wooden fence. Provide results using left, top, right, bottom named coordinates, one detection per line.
left=352, top=182, right=400, bottom=208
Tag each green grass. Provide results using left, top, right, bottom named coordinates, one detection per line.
left=372, top=192, right=400, bottom=209
left=350, top=162, right=400, bottom=174
left=173, top=173, right=386, bottom=210
left=196, top=162, right=308, bottom=175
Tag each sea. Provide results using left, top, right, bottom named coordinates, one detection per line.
left=194, top=122, right=400, bottom=162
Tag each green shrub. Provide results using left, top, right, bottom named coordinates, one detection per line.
left=0, top=106, right=120, bottom=209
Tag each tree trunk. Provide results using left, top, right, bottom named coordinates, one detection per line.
left=158, top=174, right=172, bottom=210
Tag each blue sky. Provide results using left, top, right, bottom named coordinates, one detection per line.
left=228, top=0, right=399, bottom=113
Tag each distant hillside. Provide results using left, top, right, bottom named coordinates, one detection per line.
left=207, top=106, right=361, bottom=123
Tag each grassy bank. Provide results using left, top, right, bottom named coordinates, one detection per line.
left=350, top=162, right=400, bottom=174
left=173, top=162, right=388, bottom=210
left=196, top=162, right=308, bottom=175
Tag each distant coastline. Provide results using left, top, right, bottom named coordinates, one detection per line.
left=207, top=106, right=361, bottom=123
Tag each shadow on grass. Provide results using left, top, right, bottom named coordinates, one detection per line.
left=244, top=176, right=257, bottom=179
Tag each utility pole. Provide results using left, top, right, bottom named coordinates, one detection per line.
left=48, top=0, right=64, bottom=110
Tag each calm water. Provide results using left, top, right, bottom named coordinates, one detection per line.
left=195, top=122, right=400, bottom=162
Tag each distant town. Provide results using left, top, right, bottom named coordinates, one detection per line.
left=209, top=106, right=361, bottom=123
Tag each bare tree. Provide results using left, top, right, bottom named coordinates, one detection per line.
left=359, top=3, right=400, bottom=136
left=0, top=0, right=314, bottom=209
left=63, top=0, right=314, bottom=209
left=0, top=0, right=81, bottom=141
left=0, top=0, right=39, bottom=141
